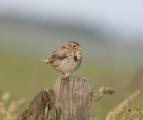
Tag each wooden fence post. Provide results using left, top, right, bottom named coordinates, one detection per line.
left=19, top=76, right=93, bottom=120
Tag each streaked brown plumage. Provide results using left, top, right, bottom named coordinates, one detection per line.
left=42, top=41, right=82, bottom=80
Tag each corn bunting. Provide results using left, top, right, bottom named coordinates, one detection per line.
left=42, top=41, right=82, bottom=80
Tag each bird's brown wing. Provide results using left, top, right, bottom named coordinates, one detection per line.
left=48, top=47, right=69, bottom=63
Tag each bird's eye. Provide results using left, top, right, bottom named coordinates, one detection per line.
left=73, top=45, right=76, bottom=48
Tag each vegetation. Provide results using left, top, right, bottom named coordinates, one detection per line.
left=0, top=22, right=143, bottom=119
left=0, top=92, right=25, bottom=120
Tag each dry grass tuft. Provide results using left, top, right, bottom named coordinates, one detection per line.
left=121, top=106, right=143, bottom=120
left=93, top=86, right=114, bottom=102
left=0, top=92, right=26, bottom=120
left=105, top=90, right=141, bottom=120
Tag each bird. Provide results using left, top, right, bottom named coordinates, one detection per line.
left=42, top=41, right=82, bottom=80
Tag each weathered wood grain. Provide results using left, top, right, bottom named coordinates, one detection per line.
left=19, top=76, right=93, bottom=120
left=54, top=76, right=93, bottom=120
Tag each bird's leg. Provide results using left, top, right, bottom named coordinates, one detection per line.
left=65, top=72, right=70, bottom=80
left=61, top=72, right=70, bottom=80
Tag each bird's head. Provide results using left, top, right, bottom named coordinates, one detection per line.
left=65, top=41, right=82, bottom=52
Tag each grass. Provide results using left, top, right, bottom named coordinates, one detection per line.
left=0, top=46, right=143, bottom=120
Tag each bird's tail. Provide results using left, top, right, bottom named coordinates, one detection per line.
left=41, top=59, right=50, bottom=64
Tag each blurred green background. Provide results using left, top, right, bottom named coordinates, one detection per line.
left=0, top=1, right=143, bottom=119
